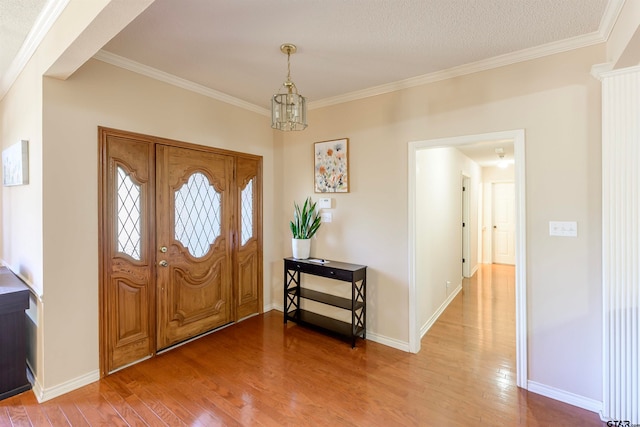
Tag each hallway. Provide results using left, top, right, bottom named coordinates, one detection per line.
left=420, top=263, right=519, bottom=423
left=420, top=263, right=600, bottom=425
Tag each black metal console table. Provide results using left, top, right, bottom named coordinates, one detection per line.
left=283, top=257, right=366, bottom=347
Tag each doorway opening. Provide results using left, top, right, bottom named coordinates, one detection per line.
left=408, top=129, right=526, bottom=388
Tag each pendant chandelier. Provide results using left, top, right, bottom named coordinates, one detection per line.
left=271, top=43, right=307, bottom=131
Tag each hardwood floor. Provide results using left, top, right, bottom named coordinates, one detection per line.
left=1, top=264, right=603, bottom=426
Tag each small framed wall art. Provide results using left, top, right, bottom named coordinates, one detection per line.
left=314, top=138, right=349, bottom=193
left=2, top=140, right=29, bottom=186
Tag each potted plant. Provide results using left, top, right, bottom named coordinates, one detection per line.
left=290, top=197, right=322, bottom=259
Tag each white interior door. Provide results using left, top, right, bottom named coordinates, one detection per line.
left=462, top=176, right=471, bottom=277
left=492, top=182, right=515, bottom=265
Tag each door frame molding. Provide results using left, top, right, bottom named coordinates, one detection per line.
left=98, top=127, right=263, bottom=377
left=407, top=129, right=527, bottom=388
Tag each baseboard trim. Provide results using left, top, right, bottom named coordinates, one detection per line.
left=420, top=284, right=462, bottom=338
left=263, top=302, right=279, bottom=313
left=470, top=264, right=479, bottom=277
left=269, top=306, right=409, bottom=352
left=31, top=376, right=45, bottom=403
left=527, top=381, right=603, bottom=414
left=366, top=332, right=410, bottom=352
left=34, top=370, right=100, bottom=403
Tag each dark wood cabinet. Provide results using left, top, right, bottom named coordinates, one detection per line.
left=283, top=258, right=366, bottom=347
left=0, top=267, right=31, bottom=400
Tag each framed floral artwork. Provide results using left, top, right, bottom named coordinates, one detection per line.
left=314, top=138, right=349, bottom=193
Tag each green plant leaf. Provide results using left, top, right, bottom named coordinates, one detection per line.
left=290, top=197, right=322, bottom=239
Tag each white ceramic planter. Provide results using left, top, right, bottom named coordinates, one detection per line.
left=292, top=238, right=311, bottom=259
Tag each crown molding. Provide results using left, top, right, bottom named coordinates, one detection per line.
left=0, top=0, right=70, bottom=101
left=591, top=62, right=615, bottom=80
left=309, top=30, right=609, bottom=110
left=309, top=0, right=627, bottom=110
left=592, top=62, right=640, bottom=80
left=93, top=50, right=270, bottom=116
left=598, top=0, right=627, bottom=41
left=93, top=0, right=626, bottom=114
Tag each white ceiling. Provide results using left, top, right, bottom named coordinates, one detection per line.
left=2, top=0, right=619, bottom=110
left=100, top=0, right=613, bottom=110
left=0, top=0, right=623, bottom=164
left=0, top=0, right=47, bottom=76
left=457, top=139, right=515, bottom=167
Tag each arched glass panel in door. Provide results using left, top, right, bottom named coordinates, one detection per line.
left=116, top=166, right=141, bottom=260
left=174, top=172, right=221, bottom=258
left=240, top=178, right=254, bottom=245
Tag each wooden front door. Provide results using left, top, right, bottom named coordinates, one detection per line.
left=155, top=145, right=234, bottom=349
left=100, top=128, right=262, bottom=375
left=101, top=133, right=156, bottom=373
left=235, top=157, right=263, bottom=320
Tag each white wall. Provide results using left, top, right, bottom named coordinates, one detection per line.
left=606, top=0, right=640, bottom=66
left=0, top=55, right=44, bottom=293
left=0, top=46, right=45, bottom=385
left=415, top=147, right=481, bottom=333
left=0, top=0, right=149, bottom=397
left=281, top=44, right=604, bottom=401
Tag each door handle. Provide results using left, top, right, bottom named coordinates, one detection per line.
left=159, top=260, right=168, bottom=267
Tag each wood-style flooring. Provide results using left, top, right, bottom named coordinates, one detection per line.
left=0, top=264, right=604, bottom=426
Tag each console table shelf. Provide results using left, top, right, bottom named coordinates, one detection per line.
left=283, top=257, right=367, bottom=347
left=288, top=288, right=365, bottom=311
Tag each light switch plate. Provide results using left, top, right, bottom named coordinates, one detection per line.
left=318, top=198, right=332, bottom=209
left=321, top=212, right=332, bottom=223
left=549, top=221, right=578, bottom=237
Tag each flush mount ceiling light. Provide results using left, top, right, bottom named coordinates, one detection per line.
left=271, top=43, right=307, bottom=132
left=495, top=147, right=509, bottom=168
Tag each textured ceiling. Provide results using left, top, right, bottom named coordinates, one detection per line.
left=1, top=0, right=616, bottom=111
left=0, top=0, right=47, bottom=75
left=101, top=0, right=611, bottom=109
